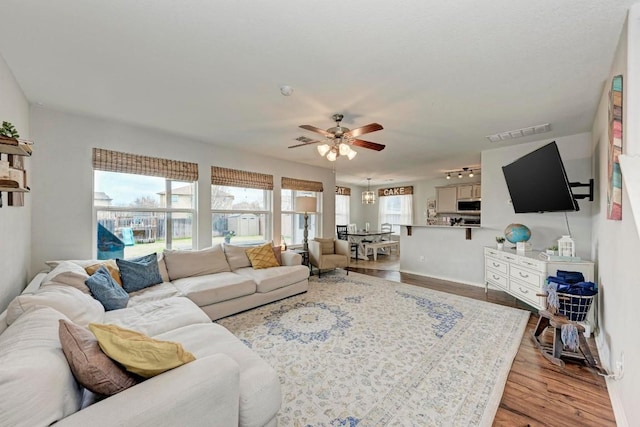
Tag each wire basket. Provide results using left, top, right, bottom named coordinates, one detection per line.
left=557, top=293, right=594, bottom=322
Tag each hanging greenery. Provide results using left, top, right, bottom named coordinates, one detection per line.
left=0, top=121, right=20, bottom=139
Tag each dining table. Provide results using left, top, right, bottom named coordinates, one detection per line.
left=347, top=230, right=393, bottom=260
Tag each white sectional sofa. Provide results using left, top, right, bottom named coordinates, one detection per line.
left=0, top=243, right=310, bottom=426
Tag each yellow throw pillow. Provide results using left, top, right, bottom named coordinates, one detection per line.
left=88, top=323, right=195, bottom=378
left=85, top=260, right=123, bottom=286
left=245, top=243, right=280, bottom=269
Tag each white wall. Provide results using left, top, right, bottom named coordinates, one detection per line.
left=591, top=6, right=640, bottom=425
left=0, top=54, right=31, bottom=312
left=29, top=107, right=335, bottom=273
left=400, top=133, right=593, bottom=287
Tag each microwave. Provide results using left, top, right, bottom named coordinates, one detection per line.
left=457, top=200, right=481, bottom=212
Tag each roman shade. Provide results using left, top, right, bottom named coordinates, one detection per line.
left=281, top=177, right=324, bottom=192
left=211, top=166, right=274, bottom=190
left=92, top=148, right=198, bottom=182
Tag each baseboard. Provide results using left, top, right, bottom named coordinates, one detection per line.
left=605, top=377, right=629, bottom=427
left=596, top=335, right=628, bottom=426
left=398, top=268, right=484, bottom=289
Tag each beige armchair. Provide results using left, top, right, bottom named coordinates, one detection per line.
left=308, top=238, right=350, bottom=277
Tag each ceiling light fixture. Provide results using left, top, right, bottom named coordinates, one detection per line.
left=316, top=137, right=357, bottom=161
left=279, top=85, right=293, bottom=96
left=445, top=167, right=481, bottom=180
left=362, top=178, right=375, bottom=205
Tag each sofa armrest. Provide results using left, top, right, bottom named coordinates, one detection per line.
left=281, top=250, right=302, bottom=266
left=54, top=354, right=240, bottom=427
left=335, top=239, right=349, bottom=257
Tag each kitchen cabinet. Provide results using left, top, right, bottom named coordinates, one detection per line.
left=458, top=183, right=481, bottom=199
left=472, top=184, right=481, bottom=198
left=436, top=186, right=457, bottom=213
left=457, top=184, right=473, bottom=199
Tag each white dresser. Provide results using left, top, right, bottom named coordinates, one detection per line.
left=484, top=247, right=595, bottom=310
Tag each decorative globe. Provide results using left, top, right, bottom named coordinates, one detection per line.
left=504, top=223, right=531, bottom=244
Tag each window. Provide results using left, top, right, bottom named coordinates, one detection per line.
left=378, top=187, right=413, bottom=234
left=93, top=148, right=198, bottom=259
left=211, top=167, right=273, bottom=245
left=281, top=189, right=321, bottom=246
left=335, top=186, right=350, bottom=226
left=281, top=177, right=323, bottom=247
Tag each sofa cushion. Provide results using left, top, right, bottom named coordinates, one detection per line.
left=127, top=282, right=182, bottom=306
left=116, top=253, right=164, bottom=293
left=163, top=246, right=231, bottom=280
left=59, top=319, right=139, bottom=396
left=155, top=323, right=281, bottom=427
left=314, top=237, right=335, bottom=254
left=103, top=297, right=211, bottom=337
left=6, top=284, right=105, bottom=326
left=42, top=261, right=92, bottom=294
left=245, top=243, right=280, bottom=269
left=85, top=266, right=129, bottom=311
left=236, top=265, right=310, bottom=293
left=0, top=307, right=83, bottom=426
left=89, top=323, right=196, bottom=378
left=223, top=243, right=253, bottom=270
left=157, top=253, right=170, bottom=282
left=84, top=259, right=123, bottom=286
left=172, top=273, right=256, bottom=306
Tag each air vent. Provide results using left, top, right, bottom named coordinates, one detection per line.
left=486, top=123, right=551, bottom=142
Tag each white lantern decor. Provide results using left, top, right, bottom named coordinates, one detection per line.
left=558, top=235, right=575, bottom=257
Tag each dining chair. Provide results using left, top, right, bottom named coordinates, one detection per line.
left=336, top=225, right=358, bottom=259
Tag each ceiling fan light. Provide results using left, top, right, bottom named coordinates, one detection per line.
left=446, top=173, right=451, bottom=180
left=326, top=149, right=338, bottom=161
left=469, top=170, right=474, bottom=177
left=338, top=142, right=350, bottom=156
left=317, top=144, right=331, bottom=156
left=347, top=148, right=357, bottom=160
left=458, top=172, right=463, bottom=179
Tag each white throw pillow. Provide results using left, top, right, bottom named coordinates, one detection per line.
left=6, top=285, right=105, bottom=326
left=223, top=244, right=253, bottom=270
left=163, top=245, right=231, bottom=281
left=0, top=306, right=83, bottom=426
left=42, top=261, right=91, bottom=294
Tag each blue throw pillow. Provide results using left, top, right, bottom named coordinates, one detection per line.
left=116, top=253, right=163, bottom=293
left=85, top=265, right=129, bottom=311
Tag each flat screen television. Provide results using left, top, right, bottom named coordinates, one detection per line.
left=502, top=141, right=579, bottom=213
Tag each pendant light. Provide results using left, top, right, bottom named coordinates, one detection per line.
left=362, top=178, right=375, bottom=204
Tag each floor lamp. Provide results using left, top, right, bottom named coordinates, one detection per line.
left=295, top=196, right=317, bottom=252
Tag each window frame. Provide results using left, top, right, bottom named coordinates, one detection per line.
left=281, top=189, right=323, bottom=247
left=211, top=185, right=273, bottom=245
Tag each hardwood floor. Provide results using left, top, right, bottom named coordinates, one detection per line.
left=348, top=261, right=616, bottom=427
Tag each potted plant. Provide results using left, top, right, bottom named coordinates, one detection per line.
left=495, top=236, right=505, bottom=250
left=546, top=245, right=558, bottom=255
left=224, top=230, right=236, bottom=243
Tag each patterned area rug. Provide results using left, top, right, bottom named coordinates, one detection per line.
left=217, top=271, right=529, bottom=426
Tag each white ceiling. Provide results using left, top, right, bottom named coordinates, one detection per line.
left=1, top=0, right=637, bottom=186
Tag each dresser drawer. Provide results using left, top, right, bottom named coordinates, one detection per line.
left=510, top=279, right=544, bottom=309
left=485, top=257, right=508, bottom=275
left=498, top=251, right=518, bottom=262
left=517, top=256, right=546, bottom=272
left=486, top=270, right=508, bottom=290
left=510, top=265, right=543, bottom=288
left=484, top=248, right=500, bottom=258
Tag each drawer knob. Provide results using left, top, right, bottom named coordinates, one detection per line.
left=519, top=287, right=528, bottom=294
left=492, top=275, right=500, bottom=280
left=519, top=272, right=529, bottom=278
left=492, top=262, right=499, bottom=267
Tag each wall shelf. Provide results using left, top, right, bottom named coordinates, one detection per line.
left=0, top=137, right=32, bottom=208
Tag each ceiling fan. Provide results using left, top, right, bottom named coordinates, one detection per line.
left=288, top=113, right=385, bottom=161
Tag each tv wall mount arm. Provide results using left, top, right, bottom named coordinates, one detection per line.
left=570, top=179, right=594, bottom=201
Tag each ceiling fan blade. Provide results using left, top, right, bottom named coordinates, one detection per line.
left=299, top=125, right=332, bottom=137
left=346, top=123, right=383, bottom=138
left=352, top=139, right=386, bottom=151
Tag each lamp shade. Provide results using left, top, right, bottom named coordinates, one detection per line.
left=295, top=196, right=317, bottom=213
